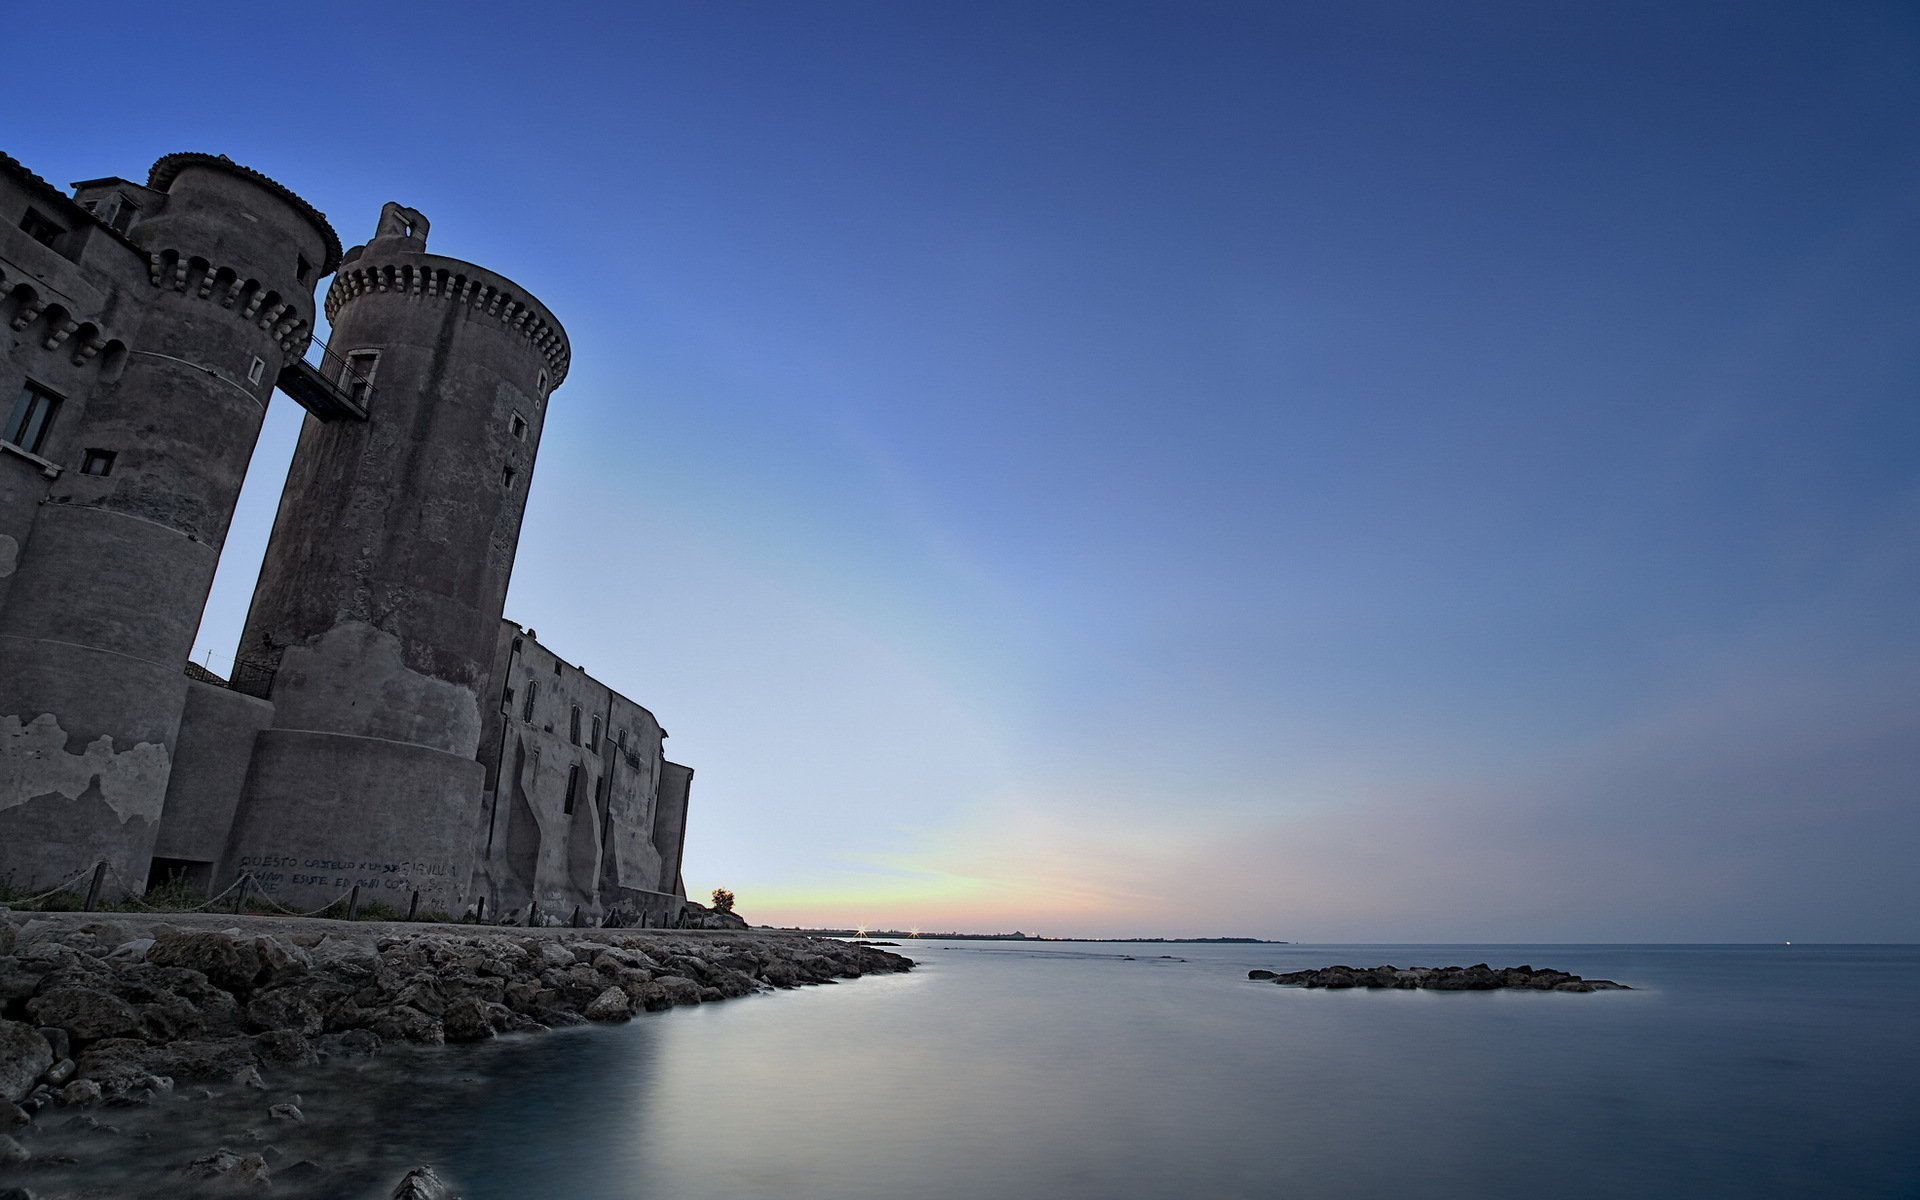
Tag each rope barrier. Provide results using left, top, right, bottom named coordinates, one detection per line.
left=103, top=862, right=248, bottom=913
left=250, top=881, right=363, bottom=919
left=1, top=862, right=100, bottom=908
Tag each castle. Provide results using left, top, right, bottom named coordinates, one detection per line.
left=0, top=151, right=691, bottom=924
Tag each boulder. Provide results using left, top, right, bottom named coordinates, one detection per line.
left=26, top=987, right=141, bottom=1042
left=390, top=1165, right=460, bottom=1199
left=147, top=932, right=262, bottom=994
left=0, top=1134, right=27, bottom=1166
left=179, top=1147, right=273, bottom=1192
left=583, top=987, right=632, bottom=1022
left=0, top=1021, right=53, bottom=1103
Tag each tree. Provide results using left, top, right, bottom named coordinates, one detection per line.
left=711, top=888, right=736, bottom=914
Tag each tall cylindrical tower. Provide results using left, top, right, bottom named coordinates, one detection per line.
left=222, top=205, right=569, bottom=913
left=0, top=154, right=338, bottom=893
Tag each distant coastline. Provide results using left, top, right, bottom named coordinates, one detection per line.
left=785, top=929, right=1284, bottom=944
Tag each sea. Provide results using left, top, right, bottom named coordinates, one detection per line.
left=380, top=940, right=1919, bottom=1199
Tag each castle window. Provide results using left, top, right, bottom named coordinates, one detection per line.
left=569, top=705, right=582, bottom=745
left=248, top=357, right=267, bottom=385
left=4, top=383, right=60, bottom=455
left=79, top=449, right=116, bottom=476
left=523, top=680, right=537, bottom=723
left=343, top=350, right=378, bottom=407
left=502, top=464, right=516, bottom=489
left=19, top=208, right=61, bottom=248
left=553, top=661, right=561, bottom=676
left=510, top=413, right=527, bottom=440
left=296, top=254, right=312, bottom=283
left=564, top=765, right=580, bottom=814
left=590, top=715, right=601, bottom=750
left=536, top=370, right=549, bottom=398
left=512, top=637, right=523, bottom=653
left=617, top=729, right=627, bottom=750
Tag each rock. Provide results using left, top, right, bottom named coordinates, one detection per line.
left=25, top=987, right=142, bottom=1042
left=390, top=1165, right=460, bottom=1199
left=0, top=1021, right=53, bottom=1103
left=106, top=937, right=155, bottom=963
left=253, top=936, right=311, bottom=984
left=1259, top=963, right=1629, bottom=992
left=314, top=1029, right=382, bottom=1061
left=148, top=931, right=264, bottom=994
left=35, top=1027, right=69, bottom=1063
left=249, top=1029, right=318, bottom=1068
left=280, top=1159, right=327, bottom=1182
left=232, top=1066, right=267, bottom=1090
left=583, top=986, right=632, bottom=1021
left=440, top=997, right=496, bottom=1043
left=243, top=988, right=325, bottom=1036
left=58, top=1079, right=102, bottom=1106
left=268, top=1102, right=303, bottom=1122
left=0, top=1101, right=27, bottom=1128
left=41, top=1059, right=74, bottom=1086
left=0, top=1134, right=28, bottom=1165
left=179, top=1147, right=273, bottom=1191
left=367, top=1005, right=444, bottom=1045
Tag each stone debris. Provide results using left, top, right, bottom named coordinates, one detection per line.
left=1250, top=963, right=1630, bottom=991
left=0, top=909, right=915, bottom=1187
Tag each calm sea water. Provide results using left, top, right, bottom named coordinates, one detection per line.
left=387, top=942, right=1917, bottom=1198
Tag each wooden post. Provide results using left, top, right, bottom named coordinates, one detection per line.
left=84, top=861, right=106, bottom=911
left=233, top=874, right=251, bottom=915
left=407, top=890, right=421, bottom=921
left=346, top=884, right=360, bottom=921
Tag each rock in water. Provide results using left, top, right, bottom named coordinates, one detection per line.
left=1249, top=964, right=1630, bottom=991
left=391, top=1164, right=461, bottom=1199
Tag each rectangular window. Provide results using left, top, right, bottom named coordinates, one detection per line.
left=522, top=680, right=537, bottom=723
left=4, top=384, right=60, bottom=454
left=19, top=208, right=60, bottom=247
left=590, top=715, right=601, bottom=750
left=248, top=357, right=266, bottom=385
left=343, top=351, right=378, bottom=407
left=564, top=764, right=580, bottom=814
left=80, top=449, right=116, bottom=476
left=510, top=413, right=527, bottom=440
left=502, top=464, right=516, bottom=489
left=617, top=729, right=627, bottom=750
left=569, top=705, right=581, bottom=745
left=296, top=254, right=312, bottom=283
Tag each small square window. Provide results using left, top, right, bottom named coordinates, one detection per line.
left=19, top=208, right=61, bottom=247
left=501, top=464, right=516, bottom=489
left=247, top=357, right=266, bottom=385
left=510, top=413, right=527, bottom=440
left=80, top=449, right=116, bottom=476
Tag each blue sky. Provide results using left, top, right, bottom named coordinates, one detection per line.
left=12, top=0, right=1917, bottom=939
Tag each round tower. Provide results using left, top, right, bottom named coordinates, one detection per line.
left=222, top=205, right=568, bottom=913
left=0, top=154, right=338, bottom=894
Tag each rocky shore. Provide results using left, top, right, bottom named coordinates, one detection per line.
left=1250, top=963, right=1630, bottom=991
left=0, top=910, right=913, bottom=1198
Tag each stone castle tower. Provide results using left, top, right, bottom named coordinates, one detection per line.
left=1, top=153, right=689, bottom=922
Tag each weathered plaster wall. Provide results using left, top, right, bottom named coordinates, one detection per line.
left=473, top=622, right=681, bottom=922
left=223, top=730, right=485, bottom=913
left=152, top=679, right=274, bottom=871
